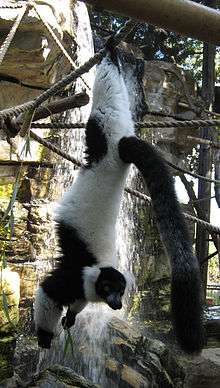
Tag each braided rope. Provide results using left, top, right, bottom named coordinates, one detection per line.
left=31, top=122, right=86, bottom=129
left=31, top=2, right=90, bottom=91
left=137, top=118, right=220, bottom=129
left=0, top=99, right=37, bottom=120
left=125, top=187, right=220, bottom=234
left=29, top=130, right=83, bottom=167
left=31, top=117, right=220, bottom=131
left=166, top=160, right=220, bottom=184
left=0, top=4, right=28, bottom=66
left=0, top=4, right=23, bottom=9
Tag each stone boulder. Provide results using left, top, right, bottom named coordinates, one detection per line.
left=29, top=365, right=100, bottom=388
left=180, top=348, right=220, bottom=388
left=106, top=317, right=184, bottom=387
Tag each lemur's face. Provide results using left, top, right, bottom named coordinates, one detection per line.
left=95, top=267, right=126, bottom=310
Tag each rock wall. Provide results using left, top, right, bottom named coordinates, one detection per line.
left=0, top=0, right=78, bottom=383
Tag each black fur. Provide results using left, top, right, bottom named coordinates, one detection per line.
left=95, top=267, right=126, bottom=297
left=85, top=117, right=108, bottom=167
left=41, top=222, right=98, bottom=305
left=62, top=309, right=76, bottom=329
left=95, top=267, right=126, bottom=310
left=119, top=136, right=204, bottom=353
left=37, top=327, right=54, bottom=349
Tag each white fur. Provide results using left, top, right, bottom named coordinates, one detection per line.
left=34, top=286, right=62, bottom=334
left=83, top=265, right=102, bottom=302
left=56, top=57, right=135, bottom=268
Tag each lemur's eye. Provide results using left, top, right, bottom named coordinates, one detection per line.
left=103, top=284, right=110, bottom=293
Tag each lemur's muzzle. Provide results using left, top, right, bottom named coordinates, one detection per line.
left=106, top=293, right=122, bottom=310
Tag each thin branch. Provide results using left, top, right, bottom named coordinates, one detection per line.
left=180, top=174, right=220, bottom=253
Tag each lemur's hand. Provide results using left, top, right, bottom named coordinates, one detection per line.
left=105, top=37, right=121, bottom=69
left=37, top=327, right=53, bottom=349
left=61, top=308, right=76, bottom=329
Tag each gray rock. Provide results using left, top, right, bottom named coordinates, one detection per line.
left=29, top=365, right=100, bottom=388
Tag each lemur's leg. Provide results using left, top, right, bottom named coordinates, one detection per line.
left=34, top=286, right=63, bottom=349
left=62, top=300, right=87, bottom=329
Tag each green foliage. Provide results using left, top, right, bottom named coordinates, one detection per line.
left=0, top=134, right=30, bottom=330
left=0, top=184, right=13, bottom=199
left=208, top=255, right=220, bottom=284
left=63, top=329, right=74, bottom=358
left=89, top=2, right=220, bottom=83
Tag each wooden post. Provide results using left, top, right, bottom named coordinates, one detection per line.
left=196, top=1, right=216, bottom=300
left=84, top=0, right=220, bottom=44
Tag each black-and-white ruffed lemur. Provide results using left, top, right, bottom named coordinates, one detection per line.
left=34, top=47, right=204, bottom=353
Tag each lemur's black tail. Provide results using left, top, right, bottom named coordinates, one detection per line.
left=119, top=136, right=204, bottom=354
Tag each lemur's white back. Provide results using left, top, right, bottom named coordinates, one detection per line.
left=56, top=56, right=134, bottom=267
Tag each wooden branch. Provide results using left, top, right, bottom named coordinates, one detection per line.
left=84, top=0, right=220, bottom=45
left=187, top=136, right=220, bottom=149
left=0, top=160, right=54, bottom=168
left=32, top=93, right=89, bottom=122
left=200, top=250, right=218, bottom=266
left=180, top=174, right=220, bottom=254
left=9, top=93, right=89, bottom=135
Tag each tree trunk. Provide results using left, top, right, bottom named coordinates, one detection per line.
left=195, top=0, right=216, bottom=300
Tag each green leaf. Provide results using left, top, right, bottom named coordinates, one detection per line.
left=2, top=290, right=11, bottom=323
left=2, top=253, right=7, bottom=269
left=63, top=331, right=71, bottom=357
left=63, top=329, right=74, bottom=358
left=2, top=172, right=20, bottom=221
left=20, top=107, right=35, bottom=138
left=20, top=132, right=32, bottom=158
left=9, top=210, right=14, bottom=239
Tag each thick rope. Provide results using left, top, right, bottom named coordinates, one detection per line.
left=0, top=4, right=28, bottom=66
left=31, top=122, right=86, bottom=129
left=0, top=4, right=23, bottom=9
left=125, top=187, right=220, bottom=234
left=137, top=118, right=220, bottom=129
left=166, top=159, right=220, bottom=184
left=30, top=117, right=220, bottom=131
left=29, top=130, right=83, bottom=167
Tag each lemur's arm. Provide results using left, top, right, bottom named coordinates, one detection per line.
left=34, top=286, right=63, bottom=349
left=119, top=136, right=204, bottom=354
left=62, top=300, right=87, bottom=329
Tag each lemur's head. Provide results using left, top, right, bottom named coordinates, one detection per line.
left=95, top=267, right=126, bottom=310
